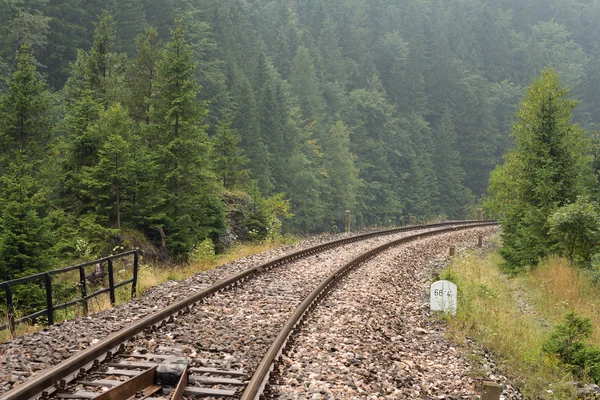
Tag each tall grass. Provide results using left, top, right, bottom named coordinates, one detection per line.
left=442, top=252, right=578, bottom=399
left=524, top=258, right=600, bottom=343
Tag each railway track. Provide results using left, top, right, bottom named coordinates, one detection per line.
left=0, top=221, right=496, bottom=400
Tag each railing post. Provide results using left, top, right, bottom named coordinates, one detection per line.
left=131, top=251, right=139, bottom=299
left=108, top=259, right=116, bottom=306
left=6, top=284, right=15, bottom=336
left=44, top=273, right=54, bottom=326
left=79, top=266, right=88, bottom=316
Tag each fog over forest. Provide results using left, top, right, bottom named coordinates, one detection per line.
left=1, top=0, right=599, bottom=271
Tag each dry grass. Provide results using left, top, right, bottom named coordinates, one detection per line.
left=442, top=252, right=577, bottom=399
left=524, top=257, right=600, bottom=343
left=134, top=239, right=296, bottom=294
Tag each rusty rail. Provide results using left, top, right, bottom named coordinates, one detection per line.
left=0, top=220, right=494, bottom=400
left=240, top=222, right=498, bottom=400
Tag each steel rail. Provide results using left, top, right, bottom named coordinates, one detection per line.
left=0, top=220, right=493, bottom=400
left=241, top=221, right=498, bottom=400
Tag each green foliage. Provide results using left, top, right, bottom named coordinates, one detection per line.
left=0, top=191, right=55, bottom=281
left=0, top=41, right=52, bottom=164
left=321, top=121, right=361, bottom=229
left=149, top=21, right=225, bottom=257
left=0, top=42, right=56, bottom=287
left=489, top=69, right=589, bottom=272
left=86, top=11, right=118, bottom=103
left=5, top=0, right=600, bottom=271
left=125, top=27, right=162, bottom=124
left=211, top=119, right=249, bottom=190
left=80, top=103, right=135, bottom=229
left=543, top=311, right=600, bottom=383
left=244, top=180, right=291, bottom=241
left=115, top=0, right=146, bottom=56
left=189, top=238, right=215, bottom=263
left=549, top=197, right=600, bottom=267
left=433, top=108, right=473, bottom=219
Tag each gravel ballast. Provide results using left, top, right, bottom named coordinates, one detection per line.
left=269, top=227, right=510, bottom=399
left=0, top=225, right=507, bottom=400
left=0, top=226, right=462, bottom=395
left=0, top=233, right=350, bottom=393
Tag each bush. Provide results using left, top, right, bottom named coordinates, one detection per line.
left=543, top=311, right=600, bottom=383
left=245, top=212, right=269, bottom=241
left=548, top=197, right=600, bottom=267
left=189, top=238, right=216, bottom=263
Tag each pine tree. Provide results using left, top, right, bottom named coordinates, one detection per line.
left=142, top=0, right=175, bottom=39
left=0, top=41, right=52, bottom=165
left=150, top=22, right=224, bottom=256
left=489, top=69, right=588, bottom=272
left=344, top=77, right=406, bottom=226
left=86, top=11, right=120, bottom=105
left=321, top=121, right=360, bottom=229
left=125, top=27, right=162, bottom=124
left=433, top=108, right=473, bottom=219
left=0, top=42, right=55, bottom=282
left=115, top=0, right=147, bottom=56
left=402, top=114, right=439, bottom=219
left=0, top=161, right=55, bottom=281
left=41, top=0, right=87, bottom=89
left=227, top=62, right=272, bottom=193
left=290, top=46, right=325, bottom=123
left=80, top=104, right=135, bottom=229
left=211, top=119, right=249, bottom=190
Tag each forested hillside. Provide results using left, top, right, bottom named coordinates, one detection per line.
left=1, top=0, right=599, bottom=274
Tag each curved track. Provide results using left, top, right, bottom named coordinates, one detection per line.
left=0, top=221, right=495, bottom=400
left=241, top=222, right=496, bottom=399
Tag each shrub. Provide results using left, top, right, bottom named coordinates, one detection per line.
left=543, top=311, right=600, bottom=383
left=548, top=197, right=600, bottom=267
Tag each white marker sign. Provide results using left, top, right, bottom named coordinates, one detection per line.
left=430, top=280, right=457, bottom=315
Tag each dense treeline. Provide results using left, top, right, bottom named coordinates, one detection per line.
left=2, top=0, right=600, bottom=278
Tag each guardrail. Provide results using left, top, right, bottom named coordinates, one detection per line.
left=1, top=250, right=139, bottom=335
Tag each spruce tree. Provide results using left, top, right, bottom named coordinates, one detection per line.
left=321, top=121, right=360, bottom=229
left=402, top=114, right=439, bottom=219
left=433, top=108, right=473, bottom=219
left=344, top=77, right=406, bottom=226
left=489, top=69, right=588, bottom=272
left=0, top=42, right=55, bottom=282
left=290, top=46, right=325, bottom=123
left=211, top=119, right=249, bottom=190
left=86, top=11, right=120, bottom=105
left=0, top=41, right=52, bottom=165
left=150, top=22, right=224, bottom=256
left=41, top=0, right=88, bottom=89
left=227, top=62, right=272, bottom=193
left=125, top=27, right=163, bottom=124
left=115, top=0, right=147, bottom=56
left=0, top=163, right=55, bottom=281
left=80, top=104, right=135, bottom=229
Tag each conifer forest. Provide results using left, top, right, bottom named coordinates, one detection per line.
left=2, top=0, right=600, bottom=279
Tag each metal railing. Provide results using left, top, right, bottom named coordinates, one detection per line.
left=1, top=250, right=139, bottom=335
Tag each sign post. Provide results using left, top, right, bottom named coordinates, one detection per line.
left=430, top=280, right=457, bottom=315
